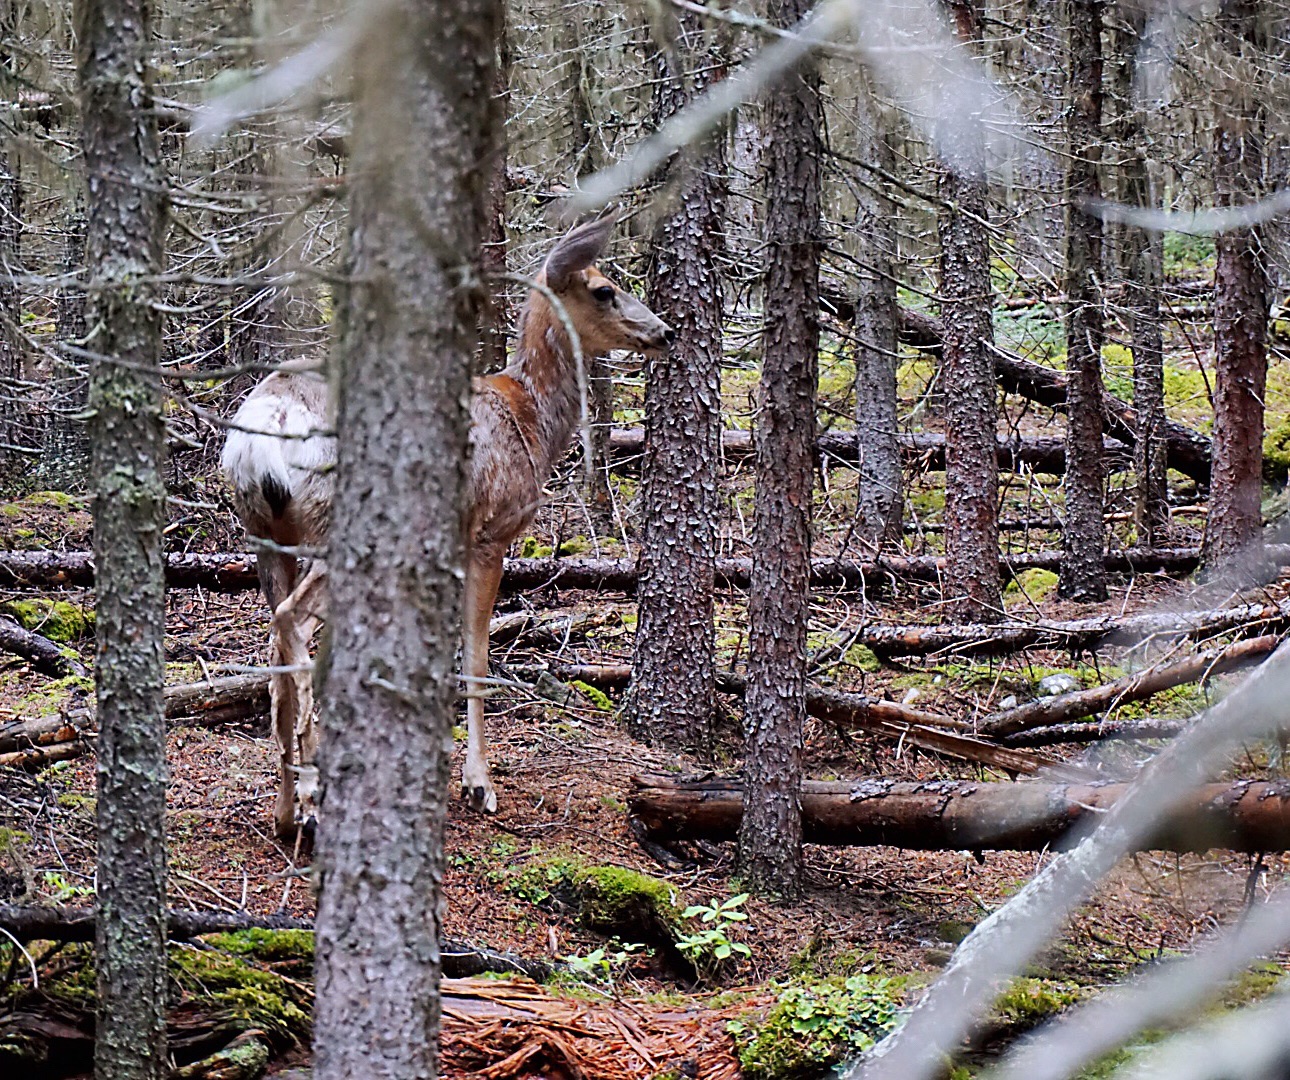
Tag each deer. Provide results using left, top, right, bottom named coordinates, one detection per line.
left=221, top=214, right=675, bottom=840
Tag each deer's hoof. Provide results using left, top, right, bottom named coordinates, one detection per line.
left=463, top=781, right=498, bottom=814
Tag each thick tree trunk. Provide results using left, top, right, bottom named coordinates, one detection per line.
left=938, top=0, right=1001, bottom=621
left=312, top=4, right=500, bottom=1079
left=74, top=0, right=170, bottom=1075
left=740, top=0, right=820, bottom=896
left=852, top=80, right=902, bottom=551
left=1204, top=0, right=1269, bottom=573
left=1060, top=0, right=1107, bottom=600
left=629, top=8, right=725, bottom=751
left=631, top=776, right=1290, bottom=854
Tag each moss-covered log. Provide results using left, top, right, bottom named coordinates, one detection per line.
left=629, top=775, right=1290, bottom=853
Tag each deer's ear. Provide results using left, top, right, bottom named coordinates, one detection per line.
left=544, top=213, right=615, bottom=292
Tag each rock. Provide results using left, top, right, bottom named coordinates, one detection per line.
left=1037, top=673, right=1081, bottom=697
left=997, top=694, right=1018, bottom=710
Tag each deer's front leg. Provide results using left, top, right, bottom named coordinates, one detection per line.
left=461, top=551, right=504, bottom=813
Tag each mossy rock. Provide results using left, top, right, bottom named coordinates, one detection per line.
left=987, top=976, right=1086, bottom=1034
left=730, top=974, right=903, bottom=1079
left=2, top=598, right=94, bottom=642
left=1005, top=568, right=1059, bottom=606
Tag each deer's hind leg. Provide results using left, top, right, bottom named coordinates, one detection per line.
left=461, top=547, right=504, bottom=813
left=271, top=560, right=328, bottom=838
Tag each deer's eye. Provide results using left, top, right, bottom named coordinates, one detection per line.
left=592, top=285, right=616, bottom=303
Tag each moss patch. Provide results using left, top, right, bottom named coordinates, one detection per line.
left=2, top=598, right=94, bottom=642
left=1005, top=568, right=1059, bottom=606
left=729, top=974, right=903, bottom=1079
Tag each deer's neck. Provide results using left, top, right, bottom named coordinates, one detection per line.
left=504, top=296, right=589, bottom=478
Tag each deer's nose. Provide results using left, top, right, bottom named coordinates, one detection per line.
left=663, top=326, right=677, bottom=346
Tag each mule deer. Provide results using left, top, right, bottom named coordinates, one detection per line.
left=222, top=215, right=674, bottom=838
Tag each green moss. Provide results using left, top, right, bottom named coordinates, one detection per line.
left=1264, top=418, right=1290, bottom=483
left=169, top=943, right=311, bottom=1045
left=202, top=928, right=315, bottom=965
left=568, top=680, right=613, bottom=712
left=22, top=491, right=81, bottom=510
left=1005, top=568, right=1059, bottom=605
left=2, top=598, right=94, bottom=642
left=512, top=857, right=680, bottom=944
left=17, top=675, right=93, bottom=718
left=990, top=976, right=1086, bottom=1028
left=730, top=974, right=903, bottom=1079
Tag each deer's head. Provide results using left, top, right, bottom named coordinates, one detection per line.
left=539, top=215, right=675, bottom=359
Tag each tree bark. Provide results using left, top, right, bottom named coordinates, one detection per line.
left=44, top=198, right=90, bottom=490
left=631, top=775, right=1290, bottom=854
left=312, top=4, right=500, bottom=1079
left=938, top=0, right=1001, bottom=621
left=1203, top=0, right=1269, bottom=573
left=0, top=144, right=22, bottom=473
left=740, top=0, right=820, bottom=896
left=1060, top=0, right=1107, bottom=600
left=75, top=0, right=170, bottom=1074
left=629, top=7, right=725, bottom=751
left=851, top=80, right=902, bottom=551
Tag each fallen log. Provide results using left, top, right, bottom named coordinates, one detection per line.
left=0, top=545, right=1253, bottom=596
left=629, top=775, right=1290, bottom=853
left=861, top=598, right=1290, bottom=658
left=898, top=307, right=1213, bottom=485
left=529, top=663, right=1056, bottom=774
left=1003, top=718, right=1188, bottom=746
left=0, top=615, right=87, bottom=679
left=0, top=903, right=549, bottom=980
left=980, top=636, right=1279, bottom=738
left=608, top=427, right=1130, bottom=476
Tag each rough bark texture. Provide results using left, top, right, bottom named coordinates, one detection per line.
left=938, top=0, right=1001, bottom=621
left=479, top=1, right=510, bottom=373
left=632, top=776, right=1290, bottom=854
left=1060, top=0, right=1107, bottom=600
left=739, top=0, right=820, bottom=897
left=851, top=81, right=902, bottom=551
left=629, top=8, right=725, bottom=751
left=312, top=4, right=500, bottom=1079
left=74, top=0, right=170, bottom=1075
left=1118, top=6, right=1168, bottom=544
left=1204, top=0, right=1269, bottom=573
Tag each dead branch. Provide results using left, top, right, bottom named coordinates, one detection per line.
left=1003, top=718, right=1188, bottom=746
left=980, top=636, right=1280, bottom=737
left=608, top=427, right=1130, bottom=475
left=862, top=598, right=1290, bottom=657
left=0, top=615, right=88, bottom=679
left=0, top=546, right=1266, bottom=596
left=629, top=775, right=1290, bottom=853
left=898, top=307, right=1213, bottom=485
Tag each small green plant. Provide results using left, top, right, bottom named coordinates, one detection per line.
left=677, top=893, right=752, bottom=968
left=42, top=871, right=93, bottom=902
left=730, top=974, right=903, bottom=1079
left=561, top=942, right=643, bottom=984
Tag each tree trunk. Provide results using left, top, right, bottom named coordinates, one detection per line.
left=851, top=79, right=902, bottom=552
left=631, top=775, right=1290, bottom=854
left=479, top=2, right=510, bottom=373
left=1204, top=0, right=1269, bottom=573
left=312, top=3, right=500, bottom=1079
left=938, top=0, right=1001, bottom=621
left=1060, top=0, right=1107, bottom=600
left=739, top=0, right=820, bottom=897
left=1117, top=7, right=1169, bottom=544
left=629, top=8, right=725, bottom=751
left=0, top=144, right=22, bottom=474
left=44, top=198, right=89, bottom=490
left=74, top=0, right=170, bottom=1074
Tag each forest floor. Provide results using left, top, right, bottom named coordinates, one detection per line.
left=4, top=275, right=1290, bottom=1075
left=1, top=489, right=1288, bottom=1078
